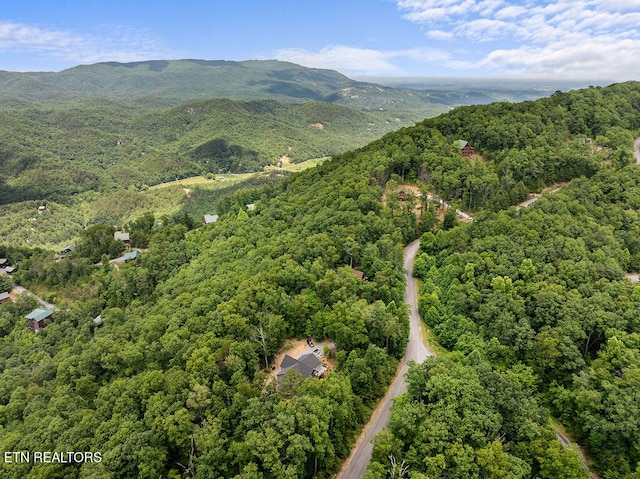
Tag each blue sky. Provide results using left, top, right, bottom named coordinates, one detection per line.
left=1, top=0, right=639, bottom=80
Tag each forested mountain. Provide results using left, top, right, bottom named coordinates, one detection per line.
left=0, top=81, right=639, bottom=479
left=0, top=59, right=465, bottom=113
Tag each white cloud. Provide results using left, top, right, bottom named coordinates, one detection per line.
left=393, top=0, right=640, bottom=79
left=459, top=18, right=519, bottom=41
left=0, top=21, right=175, bottom=68
left=273, top=45, right=458, bottom=75
left=0, top=22, right=80, bottom=51
left=481, top=37, right=640, bottom=80
left=494, top=5, right=528, bottom=19
left=274, top=45, right=401, bottom=74
left=426, top=30, right=455, bottom=40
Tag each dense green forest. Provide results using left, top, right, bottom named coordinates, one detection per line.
left=0, top=97, right=413, bottom=204
left=0, top=81, right=639, bottom=478
left=0, top=59, right=576, bottom=251
left=365, top=167, right=640, bottom=478
left=0, top=142, right=419, bottom=478
left=362, top=83, right=640, bottom=479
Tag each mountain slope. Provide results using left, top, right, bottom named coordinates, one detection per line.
left=0, top=97, right=411, bottom=205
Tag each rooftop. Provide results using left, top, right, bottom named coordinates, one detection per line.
left=203, top=214, right=219, bottom=224
left=25, top=308, right=54, bottom=322
left=114, top=231, right=130, bottom=242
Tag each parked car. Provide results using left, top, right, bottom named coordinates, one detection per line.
left=306, top=338, right=314, bottom=347
left=312, top=348, right=321, bottom=357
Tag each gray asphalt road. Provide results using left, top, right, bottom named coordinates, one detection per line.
left=336, top=239, right=433, bottom=479
left=635, top=137, right=640, bottom=163
left=12, top=284, right=56, bottom=309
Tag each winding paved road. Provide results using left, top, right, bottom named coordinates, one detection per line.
left=336, top=239, right=433, bottom=478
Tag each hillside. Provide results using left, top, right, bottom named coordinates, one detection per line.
left=0, top=82, right=639, bottom=479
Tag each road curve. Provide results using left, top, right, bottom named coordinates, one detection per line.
left=336, top=239, right=433, bottom=479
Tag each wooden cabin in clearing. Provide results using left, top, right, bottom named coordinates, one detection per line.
left=25, top=307, right=54, bottom=332
left=456, top=140, right=475, bottom=158
left=114, top=231, right=130, bottom=246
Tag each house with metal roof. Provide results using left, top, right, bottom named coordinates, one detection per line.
left=25, top=307, right=54, bottom=332
left=0, top=292, right=10, bottom=304
left=114, top=231, right=130, bottom=244
left=202, top=214, right=219, bottom=225
left=456, top=140, right=475, bottom=158
left=123, top=250, right=141, bottom=262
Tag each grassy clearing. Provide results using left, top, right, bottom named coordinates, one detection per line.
left=148, top=173, right=256, bottom=190
left=281, top=157, right=328, bottom=172
left=150, top=157, right=327, bottom=190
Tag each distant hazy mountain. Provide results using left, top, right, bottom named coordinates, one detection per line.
left=0, top=59, right=431, bottom=112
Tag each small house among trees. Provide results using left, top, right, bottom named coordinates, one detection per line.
left=202, top=214, right=219, bottom=225
left=456, top=140, right=475, bottom=158
left=0, top=292, right=10, bottom=304
left=276, top=353, right=327, bottom=383
left=55, top=245, right=76, bottom=260
left=114, top=231, right=130, bottom=245
left=25, top=307, right=54, bottom=332
left=123, top=250, right=141, bottom=262
left=352, top=268, right=366, bottom=280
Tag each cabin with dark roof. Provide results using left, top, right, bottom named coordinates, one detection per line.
left=276, top=353, right=327, bottom=383
left=25, top=307, right=54, bottom=332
